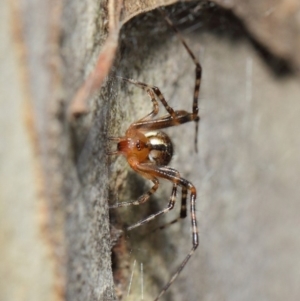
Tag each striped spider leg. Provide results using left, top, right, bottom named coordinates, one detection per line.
left=108, top=7, right=202, bottom=301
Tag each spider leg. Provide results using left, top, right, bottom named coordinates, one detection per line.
left=146, top=85, right=176, bottom=118
left=128, top=161, right=199, bottom=300
left=117, top=76, right=198, bottom=132
left=128, top=183, right=177, bottom=230
left=138, top=89, right=159, bottom=122
left=152, top=186, right=187, bottom=233
left=179, top=186, right=188, bottom=219
left=117, top=76, right=176, bottom=118
left=106, top=136, right=124, bottom=155
left=109, top=178, right=159, bottom=208
left=159, top=8, right=202, bottom=152
left=124, top=59, right=201, bottom=137
left=116, top=76, right=159, bottom=121
left=155, top=186, right=198, bottom=301
left=130, top=110, right=198, bottom=133
left=118, top=76, right=201, bottom=135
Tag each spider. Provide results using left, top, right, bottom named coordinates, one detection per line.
left=108, top=8, right=202, bottom=301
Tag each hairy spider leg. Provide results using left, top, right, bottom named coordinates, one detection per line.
left=116, top=76, right=160, bottom=122
left=125, top=161, right=198, bottom=300
left=117, top=77, right=199, bottom=134
left=127, top=182, right=178, bottom=231
left=150, top=186, right=188, bottom=234
left=159, top=7, right=202, bottom=152
left=116, top=76, right=176, bottom=118
left=109, top=176, right=159, bottom=208
left=107, top=137, right=123, bottom=155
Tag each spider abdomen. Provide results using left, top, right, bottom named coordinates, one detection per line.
left=146, top=131, right=173, bottom=166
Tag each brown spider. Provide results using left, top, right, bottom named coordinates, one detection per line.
left=108, top=8, right=202, bottom=301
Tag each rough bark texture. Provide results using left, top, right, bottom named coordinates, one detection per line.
left=1, top=0, right=300, bottom=301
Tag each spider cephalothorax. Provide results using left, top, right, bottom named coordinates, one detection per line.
left=109, top=7, right=202, bottom=301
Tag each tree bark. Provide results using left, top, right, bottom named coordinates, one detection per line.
left=1, top=1, right=300, bottom=301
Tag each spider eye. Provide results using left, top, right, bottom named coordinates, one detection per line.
left=136, top=141, right=141, bottom=151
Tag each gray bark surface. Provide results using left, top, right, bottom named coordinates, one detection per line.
left=1, top=1, right=300, bottom=301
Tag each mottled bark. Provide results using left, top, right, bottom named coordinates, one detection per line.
left=1, top=1, right=300, bottom=301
